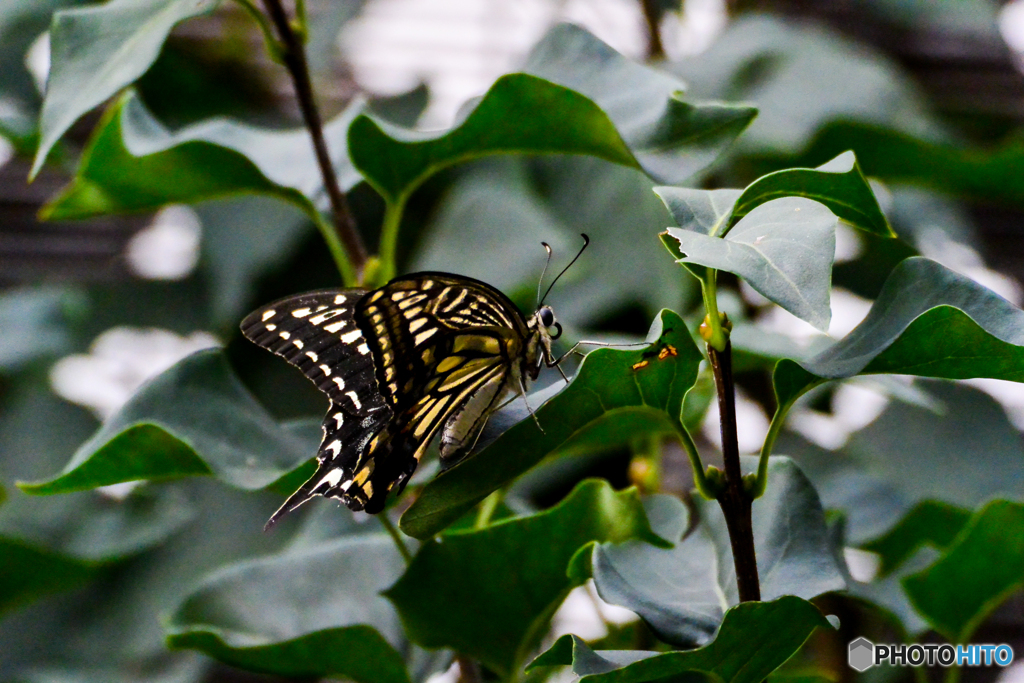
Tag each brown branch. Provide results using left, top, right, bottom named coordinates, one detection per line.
left=639, top=0, right=666, bottom=60
left=259, top=0, right=368, bottom=276
left=708, top=342, right=761, bottom=603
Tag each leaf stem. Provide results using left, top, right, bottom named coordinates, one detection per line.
left=379, top=512, right=413, bottom=564
left=259, top=0, right=367, bottom=283
left=944, top=660, right=962, bottom=683
left=708, top=341, right=761, bottom=602
left=752, top=379, right=824, bottom=499
left=375, top=194, right=408, bottom=286
left=673, top=415, right=717, bottom=500
left=475, top=489, right=503, bottom=529
left=699, top=269, right=728, bottom=352
left=231, top=0, right=283, bottom=62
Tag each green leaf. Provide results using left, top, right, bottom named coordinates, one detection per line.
left=348, top=23, right=756, bottom=207
left=399, top=309, right=703, bottom=539
left=665, top=198, right=838, bottom=330
left=728, top=151, right=891, bottom=237
left=0, top=539, right=97, bottom=615
left=348, top=72, right=636, bottom=205
left=0, top=286, right=83, bottom=372
left=770, top=255, right=1024, bottom=420
left=167, top=535, right=409, bottom=683
left=18, top=350, right=312, bottom=495
left=0, top=485, right=195, bottom=614
left=902, top=500, right=1024, bottom=644
left=524, top=23, right=757, bottom=185
left=43, top=89, right=362, bottom=222
left=31, top=0, right=219, bottom=177
left=385, top=479, right=667, bottom=678
left=656, top=151, right=892, bottom=239
left=797, top=120, right=1024, bottom=208
left=529, top=596, right=833, bottom=683
left=861, top=500, right=971, bottom=576
left=592, top=457, right=845, bottom=646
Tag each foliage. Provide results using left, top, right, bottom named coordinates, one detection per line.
left=1, top=3, right=1022, bottom=683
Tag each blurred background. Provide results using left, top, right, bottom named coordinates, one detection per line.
left=1, top=0, right=1023, bottom=682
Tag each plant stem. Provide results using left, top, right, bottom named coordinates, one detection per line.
left=638, top=0, right=666, bottom=60
left=708, top=341, right=761, bottom=602
left=699, top=269, right=728, bottom=351
left=259, top=0, right=367, bottom=283
left=456, top=655, right=482, bottom=683
left=674, top=414, right=718, bottom=500
left=375, top=195, right=408, bottom=286
left=475, top=489, right=503, bottom=529
left=378, top=512, right=413, bottom=564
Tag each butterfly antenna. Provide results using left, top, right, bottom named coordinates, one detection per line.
left=540, top=234, right=590, bottom=306
left=537, top=242, right=554, bottom=308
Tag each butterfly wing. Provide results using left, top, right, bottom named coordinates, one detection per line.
left=241, top=289, right=393, bottom=526
left=242, top=274, right=533, bottom=521
left=345, top=274, right=530, bottom=511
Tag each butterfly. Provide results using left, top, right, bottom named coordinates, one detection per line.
left=241, top=237, right=589, bottom=528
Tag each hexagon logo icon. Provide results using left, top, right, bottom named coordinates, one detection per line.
left=849, top=637, right=875, bottom=672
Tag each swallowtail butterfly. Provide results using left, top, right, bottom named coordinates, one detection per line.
left=241, top=238, right=588, bottom=528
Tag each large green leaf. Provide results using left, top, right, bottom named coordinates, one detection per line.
left=529, top=596, right=833, bottom=683
left=43, top=90, right=362, bottom=221
left=524, top=23, right=757, bottom=185
left=347, top=72, right=635, bottom=206
left=591, top=457, right=845, bottom=647
left=665, top=198, right=838, bottom=330
left=902, top=500, right=1024, bottom=644
left=347, top=24, right=756, bottom=207
left=656, top=151, right=892, bottom=239
left=0, top=485, right=195, bottom=614
left=794, top=120, right=1024, bottom=207
left=166, top=535, right=409, bottom=683
left=18, top=350, right=313, bottom=495
left=399, top=310, right=703, bottom=539
left=385, top=479, right=667, bottom=678
left=860, top=500, right=971, bottom=577
left=31, top=0, right=219, bottom=177
left=769, top=256, right=1024, bottom=450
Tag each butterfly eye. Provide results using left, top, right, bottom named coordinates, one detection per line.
left=539, top=306, right=555, bottom=328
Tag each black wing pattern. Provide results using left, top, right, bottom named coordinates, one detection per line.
left=242, top=274, right=531, bottom=523
left=241, top=289, right=392, bottom=525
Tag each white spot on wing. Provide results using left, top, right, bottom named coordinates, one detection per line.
left=279, top=331, right=291, bottom=340
left=265, top=324, right=276, bottom=331
left=292, top=339, right=304, bottom=349
left=305, top=350, right=318, bottom=361
left=316, top=468, right=343, bottom=489
left=346, top=390, right=362, bottom=411
left=414, top=327, right=438, bottom=345
left=334, top=294, right=347, bottom=304
left=357, top=343, right=370, bottom=355
left=333, top=377, right=346, bottom=389
left=408, top=317, right=427, bottom=332
left=262, top=310, right=276, bottom=321
left=333, top=412, right=344, bottom=426
left=340, top=330, right=362, bottom=344
left=325, top=321, right=346, bottom=333
left=325, top=440, right=342, bottom=456
left=292, top=307, right=311, bottom=318
left=319, top=363, right=331, bottom=375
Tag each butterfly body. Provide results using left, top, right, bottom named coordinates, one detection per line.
left=241, top=273, right=561, bottom=526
